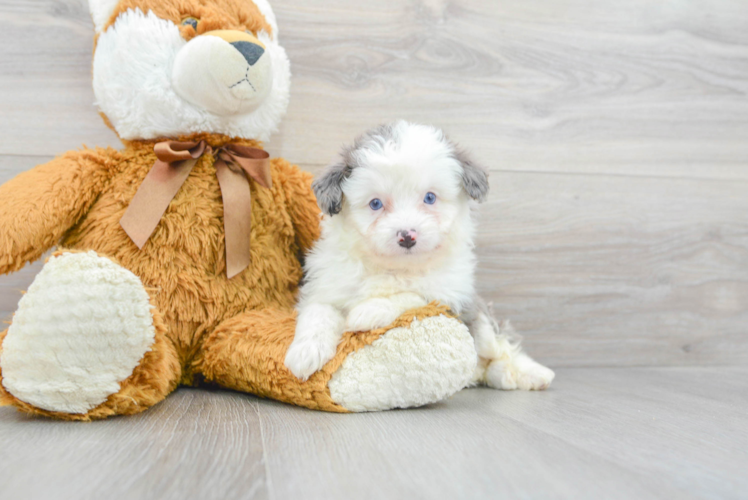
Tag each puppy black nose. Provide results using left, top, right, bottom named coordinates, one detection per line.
left=230, top=41, right=265, bottom=66
left=398, top=230, right=417, bottom=249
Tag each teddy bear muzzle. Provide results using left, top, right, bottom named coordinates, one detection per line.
left=172, top=29, right=273, bottom=116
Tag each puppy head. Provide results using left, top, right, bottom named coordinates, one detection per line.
left=314, top=121, right=488, bottom=267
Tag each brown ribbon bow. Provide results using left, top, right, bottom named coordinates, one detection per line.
left=120, top=140, right=272, bottom=279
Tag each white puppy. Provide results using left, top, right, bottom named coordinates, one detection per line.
left=285, top=121, right=555, bottom=391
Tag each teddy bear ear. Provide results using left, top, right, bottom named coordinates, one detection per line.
left=89, top=0, right=120, bottom=33
left=252, top=0, right=279, bottom=39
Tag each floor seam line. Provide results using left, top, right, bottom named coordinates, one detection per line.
left=254, top=400, right=274, bottom=500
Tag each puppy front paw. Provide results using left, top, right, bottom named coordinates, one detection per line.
left=284, top=338, right=338, bottom=381
left=346, top=299, right=400, bottom=332
left=346, top=294, right=428, bottom=332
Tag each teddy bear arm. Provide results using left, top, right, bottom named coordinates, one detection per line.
left=272, top=158, right=322, bottom=254
left=0, top=148, right=115, bottom=274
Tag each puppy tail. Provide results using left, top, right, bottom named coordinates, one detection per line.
left=485, top=301, right=524, bottom=346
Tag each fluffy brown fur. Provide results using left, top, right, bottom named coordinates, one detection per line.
left=103, top=0, right=272, bottom=38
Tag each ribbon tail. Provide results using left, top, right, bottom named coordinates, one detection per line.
left=215, top=159, right=253, bottom=279
left=120, top=158, right=198, bottom=249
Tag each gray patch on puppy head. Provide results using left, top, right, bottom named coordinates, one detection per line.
left=312, top=161, right=352, bottom=216
left=451, top=144, right=489, bottom=202
left=352, top=122, right=400, bottom=154
left=314, top=123, right=402, bottom=216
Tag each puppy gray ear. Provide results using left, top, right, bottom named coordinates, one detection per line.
left=312, top=162, right=352, bottom=216
left=453, top=148, right=489, bottom=202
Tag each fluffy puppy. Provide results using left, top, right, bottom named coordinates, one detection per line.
left=285, top=121, right=555, bottom=390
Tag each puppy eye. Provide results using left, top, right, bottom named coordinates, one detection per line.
left=369, top=198, right=383, bottom=210
left=424, top=192, right=437, bottom=204
left=181, top=17, right=199, bottom=30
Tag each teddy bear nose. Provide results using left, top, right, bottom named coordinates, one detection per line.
left=230, top=41, right=265, bottom=66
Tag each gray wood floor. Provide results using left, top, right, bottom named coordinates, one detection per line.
left=1, top=0, right=747, bottom=499
left=2, top=367, right=746, bottom=500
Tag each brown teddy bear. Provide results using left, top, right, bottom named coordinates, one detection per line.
left=0, top=0, right=477, bottom=420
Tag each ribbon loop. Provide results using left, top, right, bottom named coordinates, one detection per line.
left=119, top=139, right=273, bottom=278
left=154, top=140, right=206, bottom=162
left=220, top=146, right=272, bottom=189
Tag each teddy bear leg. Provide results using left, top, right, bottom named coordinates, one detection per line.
left=198, top=304, right=477, bottom=412
left=0, top=251, right=181, bottom=420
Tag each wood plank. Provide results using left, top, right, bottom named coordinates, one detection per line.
left=0, top=155, right=54, bottom=183
left=256, top=397, right=691, bottom=500
left=1, top=0, right=747, bottom=181
left=479, top=366, right=748, bottom=499
left=0, top=389, right=269, bottom=500
left=1, top=368, right=745, bottom=500
left=0, top=154, right=54, bottom=322
left=0, top=0, right=120, bottom=153
left=255, top=366, right=748, bottom=500
left=475, top=170, right=748, bottom=367
left=271, top=0, right=748, bottom=178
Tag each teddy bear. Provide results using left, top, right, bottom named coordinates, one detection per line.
left=0, top=0, right=477, bottom=420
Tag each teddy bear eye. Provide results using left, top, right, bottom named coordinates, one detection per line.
left=181, top=17, right=199, bottom=30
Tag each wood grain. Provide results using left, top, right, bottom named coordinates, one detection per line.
left=475, top=171, right=748, bottom=367
left=0, top=157, right=52, bottom=321
left=0, top=389, right=268, bottom=500
left=271, top=0, right=748, bottom=179
left=255, top=366, right=748, bottom=500
left=2, top=0, right=748, bottom=180
left=3, top=159, right=745, bottom=366
left=1, top=0, right=748, bottom=367
left=2, top=3, right=747, bottom=500
left=5, top=367, right=744, bottom=499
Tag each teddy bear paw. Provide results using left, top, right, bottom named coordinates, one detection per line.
left=328, top=314, right=477, bottom=411
left=0, top=251, right=157, bottom=414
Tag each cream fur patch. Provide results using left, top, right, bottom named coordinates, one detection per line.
left=0, top=251, right=156, bottom=414
left=328, top=315, right=477, bottom=412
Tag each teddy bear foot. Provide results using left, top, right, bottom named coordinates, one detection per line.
left=0, top=251, right=172, bottom=416
left=200, top=305, right=477, bottom=413
left=327, top=314, right=477, bottom=412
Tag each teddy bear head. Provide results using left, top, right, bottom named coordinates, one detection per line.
left=89, top=0, right=290, bottom=142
